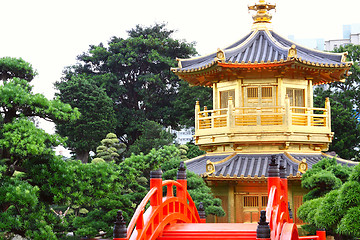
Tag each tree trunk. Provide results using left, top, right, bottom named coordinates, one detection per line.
left=76, top=150, right=89, bottom=163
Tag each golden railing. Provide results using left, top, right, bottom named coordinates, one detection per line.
left=290, top=107, right=328, bottom=127
left=195, top=98, right=331, bottom=131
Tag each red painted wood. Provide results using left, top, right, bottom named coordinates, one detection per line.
left=299, top=236, right=319, bottom=240
left=158, top=223, right=257, bottom=240
left=114, top=166, right=325, bottom=240
left=316, top=230, right=326, bottom=240
left=279, top=223, right=299, bottom=240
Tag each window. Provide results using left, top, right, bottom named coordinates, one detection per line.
left=247, top=87, right=258, bottom=99
left=261, top=196, right=268, bottom=207
left=245, top=86, right=275, bottom=107
left=261, top=87, right=272, bottom=98
left=220, top=89, right=235, bottom=109
left=286, top=88, right=304, bottom=107
left=244, top=196, right=259, bottom=207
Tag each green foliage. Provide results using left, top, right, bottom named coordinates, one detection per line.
left=127, top=120, right=174, bottom=156
left=0, top=57, right=79, bottom=239
left=337, top=206, right=360, bottom=237
left=185, top=141, right=206, bottom=159
left=314, top=190, right=343, bottom=230
left=314, top=44, right=360, bottom=160
left=55, top=75, right=115, bottom=163
left=338, top=181, right=360, bottom=210
left=302, top=170, right=342, bottom=201
left=314, top=88, right=360, bottom=160
left=301, top=157, right=350, bottom=201
left=122, top=145, right=180, bottom=180
left=0, top=57, right=37, bottom=82
left=60, top=160, right=134, bottom=238
left=297, top=197, right=323, bottom=234
left=95, top=133, right=126, bottom=163
left=349, top=163, right=360, bottom=182
left=173, top=81, right=213, bottom=127
left=59, top=23, right=210, bottom=152
left=298, top=157, right=360, bottom=238
left=178, top=144, right=188, bottom=160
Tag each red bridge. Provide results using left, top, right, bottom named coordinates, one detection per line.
left=113, top=157, right=326, bottom=240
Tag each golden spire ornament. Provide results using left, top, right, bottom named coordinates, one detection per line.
left=248, top=0, right=276, bottom=24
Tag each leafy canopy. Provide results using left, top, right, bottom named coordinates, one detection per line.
left=298, top=158, right=360, bottom=238
left=57, top=23, right=211, bottom=156
left=55, top=75, right=115, bottom=163
left=94, top=133, right=126, bottom=163
left=0, top=57, right=80, bottom=239
left=314, top=44, right=360, bottom=160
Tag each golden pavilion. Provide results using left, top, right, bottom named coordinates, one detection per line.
left=171, top=0, right=357, bottom=224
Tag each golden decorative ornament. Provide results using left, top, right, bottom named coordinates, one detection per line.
left=298, top=159, right=308, bottom=173
left=206, top=160, right=215, bottom=174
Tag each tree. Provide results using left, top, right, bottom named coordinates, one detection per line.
left=298, top=158, right=360, bottom=239
left=173, top=81, right=213, bottom=127
left=94, top=133, right=126, bottom=163
left=127, top=120, right=174, bottom=156
left=314, top=88, right=360, bottom=160
left=0, top=57, right=80, bottom=239
left=0, top=57, right=37, bottom=81
left=314, top=44, right=360, bottom=160
left=61, top=160, right=134, bottom=238
left=185, top=141, right=206, bottom=159
left=58, top=23, right=211, bottom=152
left=300, top=157, right=351, bottom=201
left=55, top=75, right=116, bottom=163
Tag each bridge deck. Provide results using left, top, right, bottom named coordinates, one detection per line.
left=158, top=223, right=257, bottom=240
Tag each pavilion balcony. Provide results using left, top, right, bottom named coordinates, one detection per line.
left=194, top=97, right=332, bottom=147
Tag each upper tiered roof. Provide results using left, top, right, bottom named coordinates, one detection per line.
left=172, top=0, right=352, bottom=86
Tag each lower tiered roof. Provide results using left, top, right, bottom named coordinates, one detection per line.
left=185, top=152, right=358, bottom=180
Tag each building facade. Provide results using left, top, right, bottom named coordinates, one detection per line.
left=172, top=0, right=358, bottom=224
left=170, top=127, right=195, bottom=145
left=325, top=23, right=360, bottom=51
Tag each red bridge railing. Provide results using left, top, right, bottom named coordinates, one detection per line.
left=113, top=162, right=204, bottom=240
left=113, top=156, right=327, bottom=240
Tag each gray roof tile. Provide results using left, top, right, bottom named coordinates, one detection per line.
left=175, top=30, right=346, bottom=72
left=185, top=153, right=358, bottom=179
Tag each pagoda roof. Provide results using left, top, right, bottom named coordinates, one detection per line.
left=185, top=152, right=358, bottom=180
left=172, top=29, right=352, bottom=86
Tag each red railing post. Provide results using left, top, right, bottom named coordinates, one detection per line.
left=113, top=210, right=127, bottom=240
left=316, top=229, right=326, bottom=240
left=268, top=155, right=280, bottom=205
left=177, top=161, right=187, bottom=201
left=150, top=168, right=163, bottom=206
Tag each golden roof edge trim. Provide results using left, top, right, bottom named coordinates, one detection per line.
left=211, top=152, right=237, bottom=165
left=284, top=152, right=301, bottom=164
left=321, top=152, right=359, bottom=165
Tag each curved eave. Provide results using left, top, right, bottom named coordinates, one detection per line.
left=172, top=29, right=352, bottom=85
left=172, top=58, right=351, bottom=86
left=173, top=57, right=351, bottom=73
left=171, top=60, right=218, bottom=74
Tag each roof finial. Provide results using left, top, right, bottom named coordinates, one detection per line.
left=248, top=0, right=276, bottom=28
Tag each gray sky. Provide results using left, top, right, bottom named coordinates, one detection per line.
left=1, top=0, right=359, bottom=99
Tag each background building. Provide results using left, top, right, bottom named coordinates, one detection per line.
left=325, top=23, right=360, bottom=51
left=170, top=127, right=194, bottom=145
